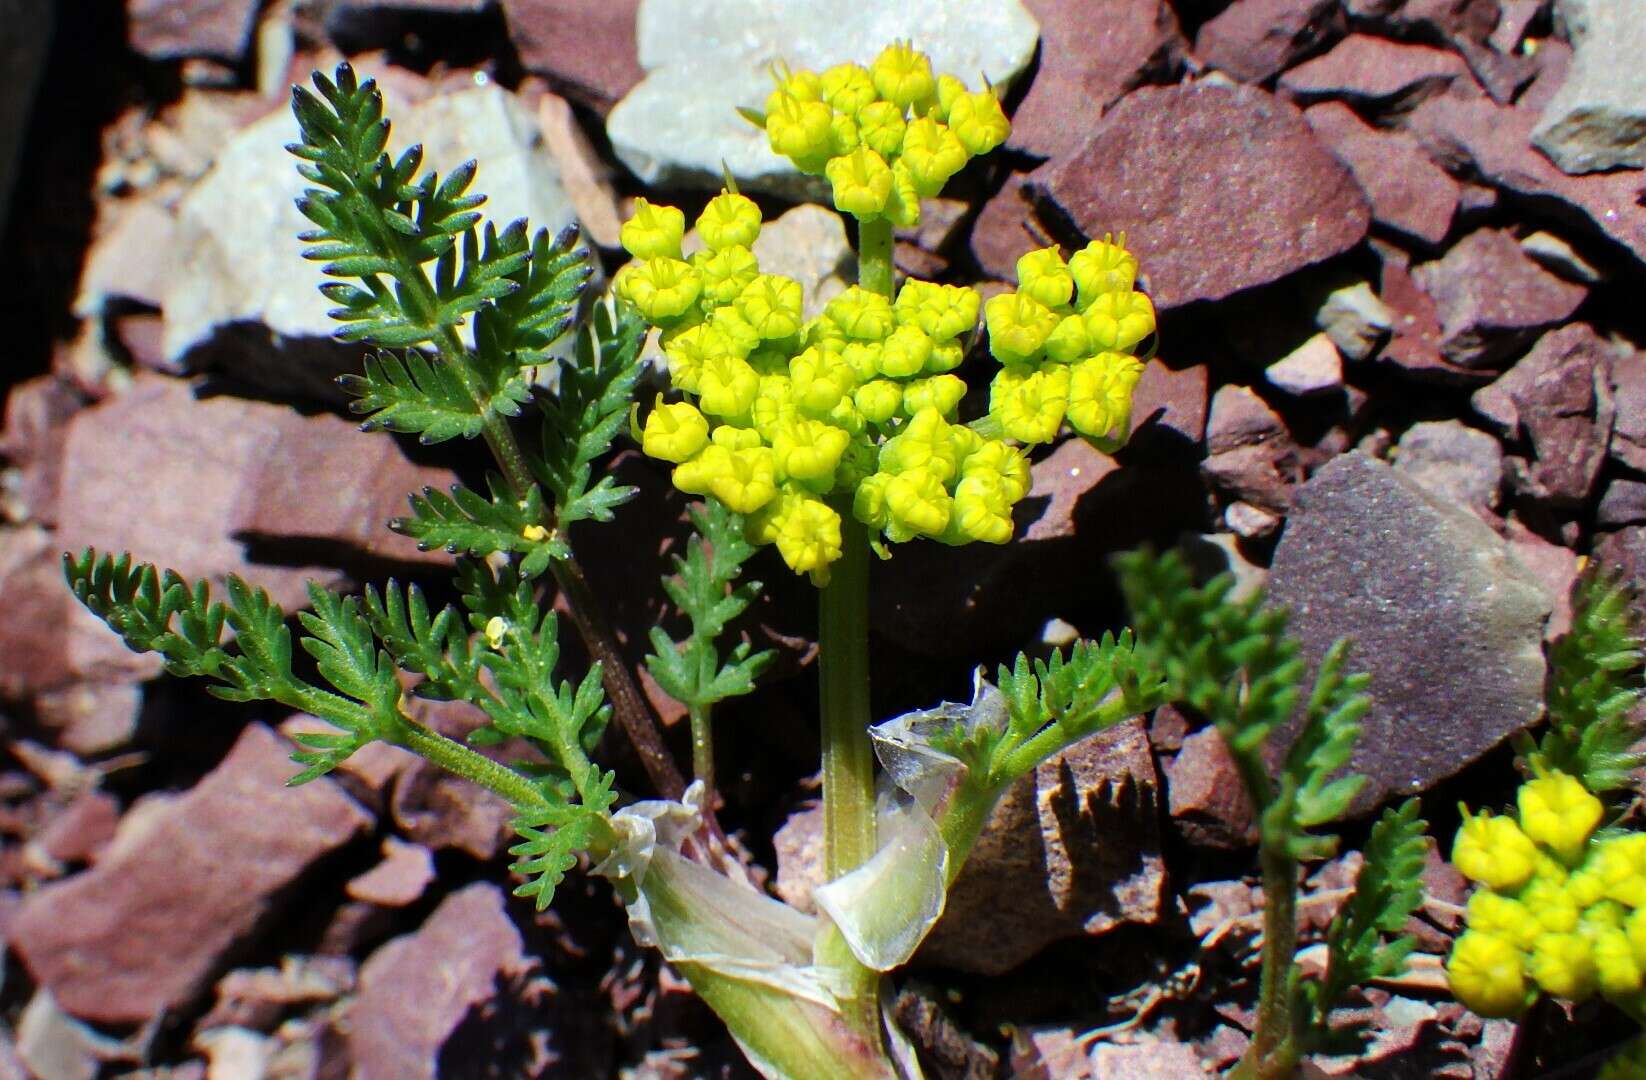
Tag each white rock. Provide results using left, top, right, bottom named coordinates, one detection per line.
left=606, top=0, right=1041, bottom=194
left=1265, top=332, right=1343, bottom=396
left=1532, top=0, right=1646, bottom=173
left=1520, top=229, right=1603, bottom=283
left=163, top=83, right=581, bottom=376
left=1225, top=500, right=1282, bottom=538
left=750, top=203, right=852, bottom=318
left=1315, top=280, right=1392, bottom=362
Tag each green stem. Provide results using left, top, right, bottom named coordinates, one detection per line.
left=689, top=703, right=714, bottom=797
left=1232, top=831, right=1303, bottom=1080
left=819, top=512, right=876, bottom=880
left=396, top=718, right=549, bottom=810
left=857, top=217, right=895, bottom=298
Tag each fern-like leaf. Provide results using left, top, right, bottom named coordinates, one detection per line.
left=510, top=763, right=616, bottom=910
left=1531, top=572, right=1646, bottom=795
left=1285, top=639, right=1372, bottom=842
left=392, top=475, right=565, bottom=576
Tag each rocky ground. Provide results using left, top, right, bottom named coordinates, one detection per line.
left=0, top=0, right=1644, bottom=1076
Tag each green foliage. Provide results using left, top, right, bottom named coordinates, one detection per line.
left=531, top=301, right=645, bottom=532
left=65, top=549, right=614, bottom=908
left=646, top=500, right=774, bottom=711
left=1525, top=572, right=1646, bottom=796
left=393, top=475, right=563, bottom=576
left=932, top=634, right=1167, bottom=792
left=1306, top=798, right=1428, bottom=1049
left=290, top=62, right=590, bottom=444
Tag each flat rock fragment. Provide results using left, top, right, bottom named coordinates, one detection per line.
left=1280, top=34, right=1469, bottom=110
left=1532, top=0, right=1646, bottom=173
left=1035, top=83, right=1370, bottom=310
left=605, top=0, right=1040, bottom=193
left=1267, top=453, right=1550, bottom=813
left=1305, top=101, right=1459, bottom=247
left=1393, top=419, right=1503, bottom=512
left=1411, top=228, right=1587, bottom=368
left=500, top=0, right=644, bottom=113
left=1194, top=0, right=1343, bottom=84
left=128, top=0, right=259, bottom=62
left=9, top=724, right=372, bottom=1026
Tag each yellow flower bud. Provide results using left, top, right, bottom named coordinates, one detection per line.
left=709, top=446, right=777, bottom=514
left=789, top=346, right=854, bottom=416
left=772, top=417, right=850, bottom=485
left=900, top=116, right=968, bottom=197
left=952, top=471, right=1015, bottom=544
left=1595, top=834, right=1646, bottom=908
left=825, top=146, right=894, bottom=219
left=870, top=42, right=936, bottom=110
left=883, top=159, right=922, bottom=230
left=697, top=354, right=761, bottom=418
left=1067, top=352, right=1144, bottom=443
left=1519, top=772, right=1604, bottom=865
left=821, top=62, right=877, bottom=114
left=620, top=197, right=685, bottom=260
left=711, top=424, right=762, bottom=451
left=692, top=244, right=761, bottom=306
left=829, top=111, right=861, bottom=157
left=985, top=290, right=1060, bottom=364
left=770, top=492, right=842, bottom=585
left=1626, top=906, right=1646, bottom=968
left=879, top=407, right=963, bottom=484
left=522, top=523, right=549, bottom=543
left=855, top=379, right=902, bottom=424
left=1593, top=927, right=1644, bottom=996
left=1043, top=312, right=1093, bottom=364
left=766, top=93, right=834, bottom=171
left=826, top=393, right=866, bottom=436
left=641, top=396, right=710, bottom=463
left=697, top=191, right=762, bottom=252
left=750, top=373, right=796, bottom=438
left=990, top=365, right=1070, bottom=445
left=769, top=65, right=822, bottom=104
left=935, top=74, right=967, bottom=120
left=1519, top=875, right=1581, bottom=935
left=853, top=471, right=892, bottom=530
left=484, top=615, right=508, bottom=649
left=947, top=89, right=1010, bottom=156
left=961, top=439, right=1031, bottom=502
left=1584, top=899, right=1628, bottom=933
left=1016, top=247, right=1075, bottom=310
left=825, top=286, right=896, bottom=342
left=1567, top=867, right=1607, bottom=909
left=1454, top=810, right=1539, bottom=892
left=1448, top=930, right=1531, bottom=1018
left=880, top=324, right=934, bottom=378
left=926, top=340, right=964, bottom=374
left=738, top=274, right=805, bottom=340
left=857, top=100, right=908, bottom=159
left=1466, top=890, right=1542, bottom=950
left=618, top=256, right=703, bottom=325
left=1069, top=234, right=1139, bottom=305
left=900, top=374, right=967, bottom=418
left=1529, top=931, right=1595, bottom=1000
left=671, top=443, right=731, bottom=497
left=1083, top=289, right=1156, bottom=353
left=884, top=466, right=952, bottom=540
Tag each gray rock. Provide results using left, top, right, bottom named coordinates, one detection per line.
left=1267, top=453, right=1551, bottom=813
left=919, top=719, right=1165, bottom=974
left=750, top=205, right=852, bottom=320
left=1611, top=350, right=1646, bottom=472
left=1411, top=228, right=1587, bottom=369
left=9, top=725, right=372, bottom=1025
left=163, top=84, right=579, bottom=400
left=1316, top=280, right=1393, bottom=362
left=1266, top=332, right=1343, bottom=397
left=604, top=0, right=1040, bottom=194
left=1598, top=479, right=1646, bottom=528
left=1394, top=419, right=1503, bottom=511
left=1532, top=0, right=1646, bottom=173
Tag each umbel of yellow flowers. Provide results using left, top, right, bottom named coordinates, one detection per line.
left=1446, top=770, right=1646, bottom=1019
left=614, top=44, right=1155, bottom=586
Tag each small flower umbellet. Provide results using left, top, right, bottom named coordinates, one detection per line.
left=616, top=43, right=1155, bottom=587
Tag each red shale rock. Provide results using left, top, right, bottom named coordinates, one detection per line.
left=127, top=0, right=259, bottom=62
left=1305, top=101, right=1459, bottom=247
left=9, top=724, right=371, bottom=1025
left=345, top=883, right=536, bottom=1079
left=1035, top=83, right=1371, bottom=310
left=1007, top=0, right=1186, bottom=160
left=1167, top=727, right=1259, bottom=848
left=500, top=0, right=644, bottom=114
left=1280, top=34, right=1470, bottom=111
left=1403, top=87, right=1646, bottom=266
left=1195, top=0, right=1344, bottom=84
left=1411, top=228, right=1587, bottom=369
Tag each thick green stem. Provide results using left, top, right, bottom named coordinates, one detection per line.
left=857, top=217, right=895, bottom=298
left=819, top=513, right=876, bottom=880
left=688, top=703, right=714, bottom=797
left=396, top=718, right=547, bottom=809
left=1232, top=838, right=1303, bottom=1080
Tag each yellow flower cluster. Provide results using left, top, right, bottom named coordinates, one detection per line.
left=761, top=43, right=1009, bottom=226
left=1446, top=771, right=1646, bottom=1019
left=615, top=191, right=1032, bottom=585
left=982, top=241, right=1153, bottom=450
